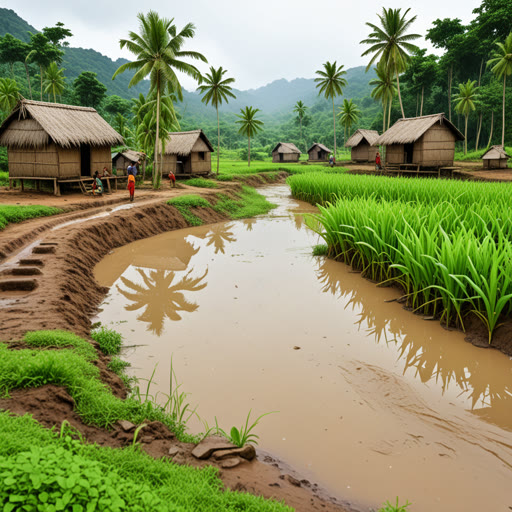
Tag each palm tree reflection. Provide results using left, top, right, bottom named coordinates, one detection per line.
left=117, top=267, right=208, bottom=336
left=243, top=218, right=257, bottom=231
left=205, top=223, right=237, bottom=254
left=315, top=257, right=512, bottom=431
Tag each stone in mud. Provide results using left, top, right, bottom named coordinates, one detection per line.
left=140, top=435, right=154, bottom=444
left=118, top=420, right=136, bottom=432
left=212, top=445, right=256, bottom=461
left=285, top=475, right=301, bottom=487
left=168, top=446, right=181, bottom=457
left=221, top=457, right=242, bottom=469
left=191, top=436, right=237, bottom=459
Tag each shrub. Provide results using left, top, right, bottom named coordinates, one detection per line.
left=91, top=327, right=123, bottom=355
left=184, top=178, right=218, bottom=188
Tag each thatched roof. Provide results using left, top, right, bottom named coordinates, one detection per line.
left=272, top=142, right=301, bottom=154
left=112, top=149, right=146, bottom=163
left=375, top=113, right=464, bottom=145
left=482, top=145, right=510, bottom=160
left=308, top=143, right=331, bottom=153
left=345, top=129, right=380, bottom=148
left=0, top=99, right=124, bottom=149
left=164, top=130, right=213, bottom=156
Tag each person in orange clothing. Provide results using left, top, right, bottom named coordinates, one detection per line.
left=127, top=173, right=135, bottom=201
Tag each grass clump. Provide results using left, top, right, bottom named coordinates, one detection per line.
left=378, top=497, right=412, bottom=511
left=167, top=194, right=211, bottom=226
left=0, top=205, right=61, bottom=231
left=312, top=244, right=328, bottom=256
left=184, top=177, right=218, bottom=188
left=213, top=186, right=275, bottom=219
left=23, top=330, right=97, bottom=361
left=91, top=327, right=123, bottom=355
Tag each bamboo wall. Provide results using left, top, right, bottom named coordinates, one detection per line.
left=57, top=147, right=80, bottom=178
left=413, top=124, right=456, bottom=166
left=308, top=149, right=329, bottom=161
left=272, top=152, right=300, bottom=163
left=161, top=152, right=211, bottom=175
left=384, top=144, right=404, bottom=165
left=8, top=144, right=59, bottom=178
left=483, top=159, right=508, bottom=169
left=91, top=147, right=113, bottom=175
left=351, top=142, right=378, bottom=162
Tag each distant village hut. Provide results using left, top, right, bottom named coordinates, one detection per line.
left=481, top=145, right=510, bottom=169
left=161, top=130, right=213, bottom=176
left=345, top=129, right=380, bottom=162
left=272, top=142, right=301, bottom=163
left=375, top=113, right=464, bottom=169
left=112, top=149, right=146, bottom=176
left=308, top=143, right=331, bottom=162
left=0, top=99, right=123, bottom=194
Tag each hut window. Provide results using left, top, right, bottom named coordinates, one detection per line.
left=199, top=151, right=205, bottom=160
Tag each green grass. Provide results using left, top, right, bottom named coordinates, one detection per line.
left=91, top=327, right=123, bottom=356
left=0, top=171, right=8, bottom=187
left=213, top=186, right=276, bottom=219
left=455, top=146, right=512, bottom=163
left=312, top=244, right=329, bottom=256
left=0, top=412, right=291, bottom=512
left=183, top=178, right=218, bottom=189
left=23, top=330, right=98, bottom=361
left=167, top=195, right=212, bottom=226
left=0, top=205, right=62, bottom=230
left=217, top=160, right=336, bottom=177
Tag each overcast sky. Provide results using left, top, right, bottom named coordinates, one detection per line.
left=3, top=0, right=482, bottom=90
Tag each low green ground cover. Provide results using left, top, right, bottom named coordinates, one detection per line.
left=0, top=204, right=62, bottom=230
left=167, top=195, right=211, bottom=226
left=0, top=171, right=8, bottom=187
left=455, top=146, right=512, bottom=163
left=290, top=173, right=512, bottom=341
left=183, top=177, right=219, bottom=189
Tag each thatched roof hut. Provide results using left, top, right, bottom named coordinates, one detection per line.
left=375, top=113, right=464, bottom=168
left=272, top=142, right=301, bottom=163
left=345, top=129, right=380, bottom=162
left=308, top=143, right=331, bottom=162
left=112, top=149, right=146, bottom=176
left=481, top=145, right=510, bottom=169
left=0, top=99, right=123, bottom=183
left=161, top=130, right=213, bottom=175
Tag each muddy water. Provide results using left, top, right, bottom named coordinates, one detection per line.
left=95, top=185, right=512, bottom=512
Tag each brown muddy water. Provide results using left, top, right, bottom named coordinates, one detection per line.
left=95, top=185, right=512, bottom=512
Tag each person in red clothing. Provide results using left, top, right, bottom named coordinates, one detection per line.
left=375, top=151, right=382, bottom=171
left=168, top=171, right=176, bottom=188
left=127, top=174, right=135, bottom=201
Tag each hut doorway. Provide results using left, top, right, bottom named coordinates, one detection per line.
left=80, top=144, right=91, bottom=177
left=279, top=153, right=284, bottom=162
left=404, top=143, right=414, bottom=164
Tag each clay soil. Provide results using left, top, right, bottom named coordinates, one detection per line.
left=0, top=174, right=357, bottom=512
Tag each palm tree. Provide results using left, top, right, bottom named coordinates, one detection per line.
left=293, top=100, right=308, bottom=152
left=338, top=99, right=361, bottom=146
left=0, top=78, right=20, bottom=114
left=315, top=61, right=347, bottom=159
left=113, top=11, right=207, bottom=187
left=42, top=62, right=65, bottom=103
left=453, top=80, right=479, bottom=155
left=369, top=60, right=396, bottom=131
left=235, top=106, right=264, bottom=167
left=197, top=66, right=236, bottom=175
left=361, top=7, right=420, bottom=119
left=487, top=32, right=512, bottom=147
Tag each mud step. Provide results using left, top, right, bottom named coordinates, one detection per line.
left=32, top=246, right=56, bottom=254
left=10, top=267, right=42, bottom=276
left=39, top=242, right=58, bottom=246
left=0, top=279, right=38, bottom=292
left=19, top=259, right=44, bottom=266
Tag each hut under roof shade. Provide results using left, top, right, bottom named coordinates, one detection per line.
left=345, top=129, right=379, bottom=148
left=482, top=145, right=510, bottom=169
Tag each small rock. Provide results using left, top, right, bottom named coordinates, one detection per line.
left=168, top=446, right=181, bottom=457
left=293, top=346, right=301, bottom=350
left=191, top=436, right=237, bottom=460
left=285, top=475, right=301, bottom=487
left=140, top=436, right=154, bottom=444
left=118, top=420, right=136, bottom=432
left=212, top=445, right=256, bottom=461
left=221, top=457, right=241, bottom=469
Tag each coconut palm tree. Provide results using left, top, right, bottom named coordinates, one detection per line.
left=42, top=62, right=65, bottom=103
left=360, top=7, right=420, bottom=119
left=453, top=80, right=479, bottom=155
left=487, top=32, right=512, bottom=147
left=235, top=106, right=264, bottom=167
left=197, top=66, right=236, bottom=175
left=293, top=100, right=308, bottom=152
left=315, top=61, right=347, bottom=159
left=0, top=78, right=20, bottom=115
left=113, top=11, right=207, bottom=187
left=338, top=99, right=361, bottom=147
left=369, top=60, right=396, bottom=131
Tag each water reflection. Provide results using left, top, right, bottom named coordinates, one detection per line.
left=117, top=268, right=208, bottom=335
left=204, top=223, right=237, bottom=254
left=243, top=218, right=257, bottom=232
left=315, top=257, right=512, bottom=432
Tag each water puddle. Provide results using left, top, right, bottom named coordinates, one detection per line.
left=95, top=185, right=512, bottom=512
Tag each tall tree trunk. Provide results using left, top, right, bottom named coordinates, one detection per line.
left=448, top=65, right=453, bottom=122
left=420, top=86, right=424, bottom=117
left=395, top=63, right=405, bottom=118
left=216, top=105, right=220, bottom=175
left=478, top=58, right=484, bottom=87
left=53, top=87, right=56, bottom=103
left=502, top=74, right=506, bottom=147
left=10, top=62, right=14, bottom=78
left=464, top=114, right=468, bottom=155
left=382, top=100, right=387, bottom=133
left=39, top=65, right=43, bottom=101
left=24, top=62, right=32, bottom=100
left=154, top=84, right=160, bottom=188
left=387, top=96, right=392, bottom=130
left=332, top=97, right=337, bottom=159
left=415, top=92, right=419, bottom=117
left=248, top=136, right=251, bottom=167
left=488, top=111, right=494, bottom=147
left=475, top=112, right=482, bottom=151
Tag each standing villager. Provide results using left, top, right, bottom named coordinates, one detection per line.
left=168, top=171, right=176, bottom=188
left=329, top=153, right=334, bottom=167
left=127, top=174, right=135, bottom=202
left=375, top=151, right=382, bottom=171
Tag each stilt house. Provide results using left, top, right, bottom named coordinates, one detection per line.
left=161, top=130, right=213, bottom=176
left=481, top=145, right=510, bottom=169
left=0, top=99, right=123, bottom=193
left=272, top=142, right=301, bottom=163
left=308, top=143, right=331, bottom=162
left=345, top=129, right=380, bottom=162
left=375, top=113, right=464, bottom=168
left=112, top=149, right=146, bottom=176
